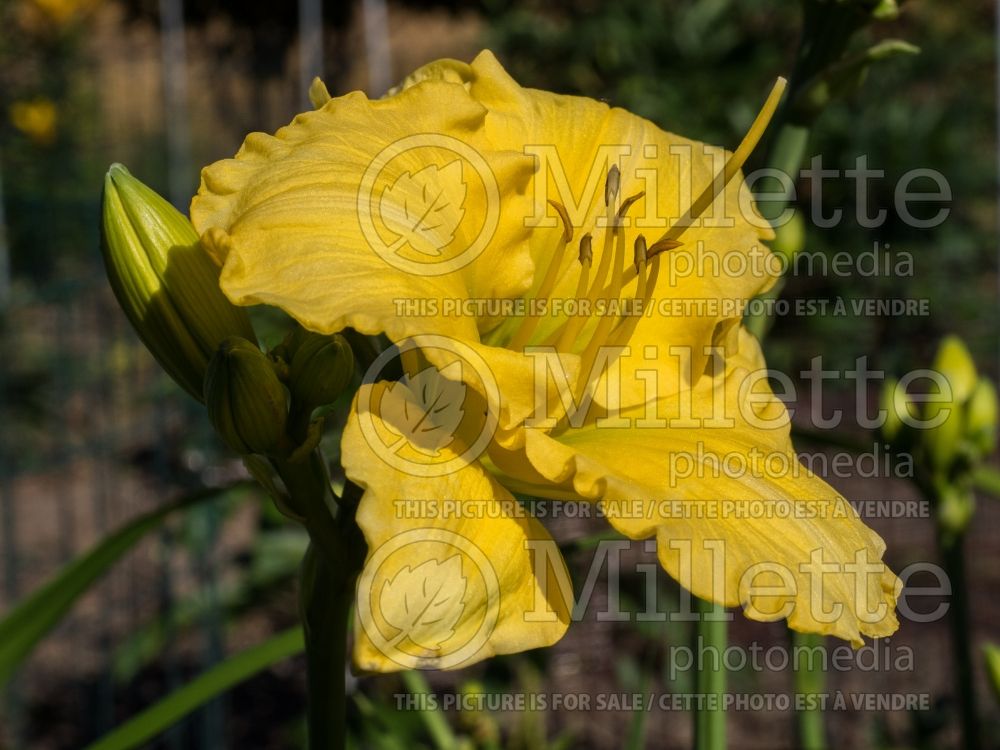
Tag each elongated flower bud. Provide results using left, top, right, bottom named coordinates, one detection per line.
left=932, top=335, right=978, bottom=406
left=288, top=332, right=355, bottom=412
left=880, top=377, right=912, bottom=443
left=770, top=209, right=806, bottom=266
left=101, top=163, right=256, bottom=401
left=205, top=337, right=288, bottom=456
left=966, top=378, right=998, bottom=457
left=937, top=485, right=975, bottom=539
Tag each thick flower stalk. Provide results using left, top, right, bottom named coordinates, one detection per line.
left=191, top=51, right=900, bottom=672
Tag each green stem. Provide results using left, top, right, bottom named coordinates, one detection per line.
left=300, top=544, right=358, bottom=750
left=277, top=451, right=366, bottom=750
left=694, top=598, right=727, bottom=750
left=939, top=532, right=980, bottom=750
left=793, top=632, right=827, bottom=750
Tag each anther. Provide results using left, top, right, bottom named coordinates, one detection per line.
left=634, top=235, right=647, bottom=273
left=615, top=191, right=645, bottom=225
left=579, top=233, right=593, bottom=265
left=647, top=238, right=683, bottom=259
left=548, top=199, right=574, bottom=244
left=605, top=164, right=621, bottom=207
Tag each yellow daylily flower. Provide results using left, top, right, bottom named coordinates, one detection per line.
left=191, top=50, right=900, bottom=672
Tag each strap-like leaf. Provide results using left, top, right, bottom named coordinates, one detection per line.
left=84, top=627, right=304, bottom=750
left=0, top=481, right=253, bottom=685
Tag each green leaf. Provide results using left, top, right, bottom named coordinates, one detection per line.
left=84, top=627, right=304, bottom=750
left=0, top=481, right=253, bottom=685
left=401, top=670, right=458, bottom=750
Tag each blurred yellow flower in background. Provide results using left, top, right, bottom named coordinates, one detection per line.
left=10, top=98, right=58, bottom=146
left=26, top=0, right=98, bottom=26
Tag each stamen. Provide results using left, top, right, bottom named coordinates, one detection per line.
left=554, top=189, right=644, bottom=352
left=521, top=77, right=787, bottom=420
left=573, top=200, right=644, bottom=395
left=610, top=237, right=660, bottom=349
left=617, top=77, right=786, bottom=288
left=507, top=199, right=574, bottom=351
left=657, top=77, right=786, bottom=245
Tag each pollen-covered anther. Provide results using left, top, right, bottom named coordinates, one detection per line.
left=579, top=233, right=593, bottom=265
left=547, top=199, right=574, bottom=244
left=648, top=237, right=682, bottom=259
left=633, top=235, right=647, bottom=273
left=604, top=164, right=621, bottom=207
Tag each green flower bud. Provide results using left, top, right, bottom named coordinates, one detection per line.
left=870, top=0, right=900, bottom=21
left=101, top=163, right=256, bottom=401
left=880, top=377, right=913, bottom=443
left=966, top=378, right=998, bottom=457
left=288, top=332, right=355, bottom=411
left=932, top=335, right=978, bottom=406
left=770, top=209, right=806, bottom=266
left=205, top=337, right=288, bottom=456
left=937, top=485, right=974, bottom=539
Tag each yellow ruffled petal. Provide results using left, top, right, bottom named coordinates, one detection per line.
left=510, top=328, right=899, bottom=645
left=342, top=380, right=572, bottom=672
left=191, top=79, right=536, bottom=345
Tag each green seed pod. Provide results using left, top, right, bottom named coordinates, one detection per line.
left=966, top=378, right=998, bottom=457
left=101, top=163, right=256, bottom=401
left=205, top=337, right=288, bottom=456
left=288, top=332, right=355, bottom=411
left=880, top=377, right=913, bottom=443
left=932, top=335, right=978, bottom=406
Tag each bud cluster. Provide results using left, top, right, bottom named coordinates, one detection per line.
left=880, top=336, right=997, bottom=537
left=101, top=164, right=357, bottom=468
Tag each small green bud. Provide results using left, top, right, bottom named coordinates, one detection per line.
left=770, top=209, right=806, bottom=266
left=205, top=337, right=288, bottom=456
left=101, top=163, right=256, bottom=401
left=937, top=485, right=974, bottom=539
left=870, top=0, right=900, bottom=21
left=792, top=40, right=919, bottom=122
left=932, top=335, right=978, bottom=405
left=880, top=377, right=913, bottom=443
left=966, top=378, right=998, bottom=457
left=288, top=332, right=355, bottom=411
